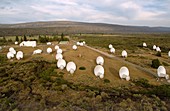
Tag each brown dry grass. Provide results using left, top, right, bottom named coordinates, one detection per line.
left=1, top=40, right=163, bottom=87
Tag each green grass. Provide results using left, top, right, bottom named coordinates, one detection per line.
left=75, top=34, right=170, bottom=52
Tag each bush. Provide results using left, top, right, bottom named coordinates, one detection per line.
left=79, top=66, right=86, bottom=70
left=39, top=67, right=55, bottom=81
left=151, top=59, right=161, bottom=68
left=104, top=79, right=110, bottom=83
left=150, top=85, right=170, bottom=98
left=156, top=52, right=161, bottom=57
left=133, top=78, right=151, bottom=88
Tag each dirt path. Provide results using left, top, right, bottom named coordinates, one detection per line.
left=84, top=44, right=157, bottom=78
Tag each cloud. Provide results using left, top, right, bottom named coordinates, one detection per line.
left=0, top=0, right=169, bottom=26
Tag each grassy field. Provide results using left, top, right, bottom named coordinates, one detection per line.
left=75, top=34, right=170, bottom=74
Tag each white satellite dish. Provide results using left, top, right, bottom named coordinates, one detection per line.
left=110, top=47, right=115, bottom=54
left=57, top=48, right=63, bottom=54
left=55, top=53, right=63, bottom=60
left=83, top=41, right=86, bottom=45
left=122, top=50, right=127, bottom=58
left=9, top=47, right=15, bottom=52
left=72, top=45, right=77, bottom=50
left=47, top=47, right=52, bottom=54
left=7, top=52, right=14, bottom=59
left=156, top=47, right=161, bottom=52
left=15, top=41, right=18, bottom=45
left=143, top=42, right=147, bottom=47
left=57, top=59, right=66, bottom=70
left=16, top=51, right=23, bottom=60
left=157, top=66, right=169, bottom=79
left=76, top=42, right=80, bottom=46
left=11, top=50, right=16, bottom=55
left=168, top=51, right=170, bottom=57
left=96, top=56, right=104, bottom=65
left=94, top=65, right=104, bottom=78
left=33, top=49, right=42, bottom=54
left=55, top=45, right=59, bottom=50
left=109, top=44, right=113, bottom=49
left=19, top=42, right=24, bottom=47
left=9, top=47, right=16, bottom=55
left=119, top=66, right=130, bottom=81
left=47, top=42, right=52, bottom=45
left=66, top=61, right=76, bottom=74
left=79, top=42, right=84, bottom=46
left=153, top=45, right=156, bottom=50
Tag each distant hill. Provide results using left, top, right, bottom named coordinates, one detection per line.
left=0, top=21, right=170, bottom=36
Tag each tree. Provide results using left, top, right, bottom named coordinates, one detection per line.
left=20, top=37, right=23, bottom=42
left=24, top=35, right=27, bottom=41
left=3, top=37, right=7, bottom=42
left=15, top=36, right=19, bottom=41
left=61, top=33, right=64, bottom=41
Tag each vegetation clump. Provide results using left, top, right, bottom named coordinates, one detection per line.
left=104, top=79, right=110, bottom=83
left=151, top=59, right=160, bottom=68
left=79, top=66, right=86, bottom=70
left=156, top=51, right=161, bottom=57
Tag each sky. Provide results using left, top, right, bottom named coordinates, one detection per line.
left=0, top=0, right=170, bottom=27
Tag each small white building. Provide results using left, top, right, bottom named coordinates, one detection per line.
left=19, top=41, right=36, bottom=47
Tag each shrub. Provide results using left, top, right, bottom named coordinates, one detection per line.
left=151, top=59, right=160, bottom=68
left=39, top=67, right=55, bottom=81
left=104, top=79, right=110, bottom=83
left=79, top=66, right=86, bottom=70
left=156, top=52, right=161, bottom=57
left=150, top=85, right=170, bottom=98
left=133, top=78, right=151, bottom=88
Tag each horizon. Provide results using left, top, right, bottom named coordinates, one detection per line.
left=0, top=0, right=170, bottom=27
left=1, top=20, right=170, bottom=28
